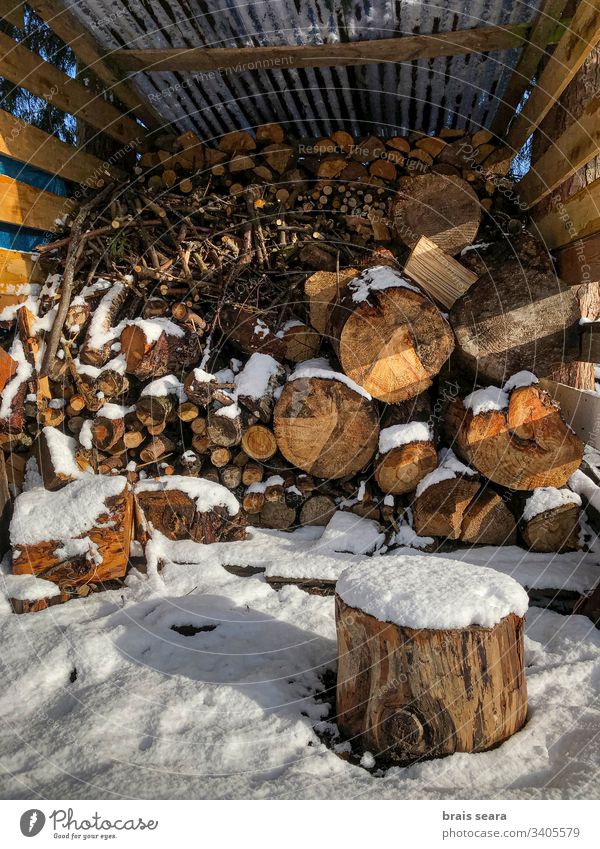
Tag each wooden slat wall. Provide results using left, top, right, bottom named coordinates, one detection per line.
left=0, top=248, right=42, bottom=288
left=0, top=173, right=70, bottom=232
left=0, top=109, right=125, bottom=184
left=0, top=0, right=24, bottom=28
left=534, top=176, right=600, bottom=250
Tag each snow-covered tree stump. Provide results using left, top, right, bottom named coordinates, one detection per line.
left=335, top=557, right=528, bottom=764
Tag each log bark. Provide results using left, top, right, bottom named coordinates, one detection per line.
left=392, top=174, right=481, bottom=255
left=335, top=596, right=527, bottom=764
left=519, top=501, right=581, bottom=553
left=274, top=377, right=379, bottom=479
left=329, top=279, right=454, bottom=403
left=449, top=261, right=582, bottom=384
left=79, top=282, right=128, bottom=367
left=120, top=323, right=201, bottom=381
left=460, top=488, right=517, bottom=546
left=134, top=486, right=246, bottom=544
left=412, top=476, right=481, bottom=539
left=298, top=494, right=337, bottom=526
left=443, top=386, right=584, bottom=490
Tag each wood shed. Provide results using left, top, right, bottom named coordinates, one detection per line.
left=1, top=0, right=600, bottom=610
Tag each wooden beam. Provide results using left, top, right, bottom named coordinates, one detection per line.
left=556, top=231, right=600, bottom=284
left=0, top=173, right=72, bottom=232
left=519, top=92, right=600, bottom=207
left=580, top=321, right=600, bottom=362
left=0, top=108, right=125, bottom=184
left=533, top=175, right=600, bottom=249
left=0, top=247, right=43, bottom=288
left=492, top=0, right=569, bottom=135
left=27, top=0, right=161, bottom=130
left=540, top=377, right=600, bottom=449
left=113, top=23, right=537, bottom=73
left=0, top=0, right=23, bottom=29
left=0, top=31, right=143, bottom=147
left=506, top=0, right=600, bottom=154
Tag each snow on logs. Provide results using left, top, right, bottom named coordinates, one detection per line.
left=517, top=487, right=582, bottom=553
left=273, top=359, right=379, bottom=479
left=134, top=476, right=246, bottom=544
left=443, top=372, right=584, bottom=490
left=374, top=422, right=437, bottom=495
left=11, top=475, right=133, bottom=586
left=335, top=557, right=528, bottom=764
left=328, top=266, right=454, bottom=403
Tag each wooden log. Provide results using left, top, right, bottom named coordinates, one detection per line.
left=517, top=488, right=582, bottom=552
left=259, top=497, right=296, bottom=530
left=298, top=494, right=337, bottom=527
left=329, top=266, right=455, bottom=403
left=335, top=560, right=527, bottom=764
left=443, top=384, right=584, bottom=490
left=304, top=267, right=358, bottom=335
left=279, top=320, right=321, bottom=362
left=220, top=305, right=285, bottom=358
left=34, top=426, right=82, bottom=490
left=460, top=488, right=518, bottom=546
left=134, top=477, right=245, bottom=544
left=241, top=424, right=277, bottom=461
left=375, top=434, right=438, bottom=495
left=413, top=474, right=480, bottom=539
left=235, top=354, right=286, bottom=422
left=392, top=174, right=481, bottom=255
left=79, top=282, right=128, bottom=367
left=120, top=321, right=201, bottom=381
left=139, top=435, right=175, bottom=464
left=273, top=376, right=379, bottom=479
left=11, top=477, right=133, bottom=587
left=90, top=413, right=125, bottom=452
left=449, top=261, right=582, bottom=384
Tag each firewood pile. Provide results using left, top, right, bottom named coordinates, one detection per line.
left=0, top=122, right=592, bottom=610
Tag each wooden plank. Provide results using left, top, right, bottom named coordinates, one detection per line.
left=0, top=247, right=42, bottom=288
left=0, top=0, right=23, bottom=28
left=114, top=23, right=537, bottom=73
left=520, top=92, right=600, bottom=207
left=580, top=321, right=600, bottom=362
left=0, top=30, right=143, bottom=147
left=0, top=173, right=71, bottom=232
left=27, top=0, right=161, bottom=130
left=492, top=0, right=569, bottom=136
left=539, top=378, right=600, bottom=449
left=556, top=231, right=600, bottom=284
left=0, top=108, right=124, bottom=184
left=506, top=0, right=600, bottom=154
left=533, top=175, right=600, bottom=248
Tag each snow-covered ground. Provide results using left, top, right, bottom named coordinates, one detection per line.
left=1, top=528, right=600, bottom=800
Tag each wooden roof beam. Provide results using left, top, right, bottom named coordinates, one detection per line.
left=112, top=22, right=561, bottom=73
left=506, top=0, right=600, bottom=155
left=26, top=0, right=162, bottom=130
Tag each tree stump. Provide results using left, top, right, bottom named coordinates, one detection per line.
left=335, top=557, right=528, bottom=764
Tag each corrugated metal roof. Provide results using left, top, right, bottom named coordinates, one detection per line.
left=65, top=0, right=541, bottom=139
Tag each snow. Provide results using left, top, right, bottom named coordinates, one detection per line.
left=41, top=427, right=86, bottom=479
left=460, top=241, right=492, bottom=255
left=140, top=374, right=186, bottom=401
left=313, top=512, right=384, bottom=556
left=192, top=367, right=216, bottom=383
left=288, top=357, right=372, bottom=400
left=215, top=402, right=241, bottom=419
left=2, top=526, right=598, bottom=798
left=135, top=476, right=239, bottom=516
left=394, top=525, right=434, bottom=550
left=1, top=574, right=62, bottom=601
left=234, top=353, right=280, bottom=398
left=85, top=282, right=125, bottom=350
left=504, top=370, right=539, bottom=392
left=96, top=402, right=135, bottom=420
left=347, top=265, right=420, bottom=303
left=78, top=419, right=93, bottom=450
left=378, top=422, right=431, bottom=454
left=569, top=469, right=600, bottom=514
left=337, top=555, right=528, bottom=629
left=125, top=316, right=184, bottom=341
left=0, top=340, right=32, bottom=419
left=463, top=385, right=508, bottom=415
left=523, top=487, right=582, bottom=522
left=246, top=475, right=284, bottom=494
left=415, top=448, right=476, bottom=497
left=10, top=476, right=127, bottom=547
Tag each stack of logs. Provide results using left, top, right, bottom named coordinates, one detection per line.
left=0, top=122, right=593, bottom=608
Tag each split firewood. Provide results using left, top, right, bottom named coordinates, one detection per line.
left=235, top=353, right=286, bottom=422
left=207, top=406, right=243, bottom=447
left=392, top=174, right=481, bottom=255
left=11, top=476, right=133, bottom=586
left=241, top=424, right=278, bottom=461
left=374, top=423, right=438, bottom=495
left=79, top=281, right=129, bottom=367
left=278, top=320, right=321, bottom=362
left=412, top=449, right=480, bottom=539
left=134, top=476, right=246, bottom=544
left=220, top=305, right=285, bottom=358
left=460, top=488, right=517, bottom=546
left=403, top=235, right=478, bottom=309
left=120, top=318, right=202, bottom=381
left=90, top=407, right=127, bottom=452
left=443, top=376, right=584, bottom=490
left=273, top=367, right=379, bottom=479
left=304, top=267, right=359, bottom=335
left=34, top=426, right=85, bottom=490
left=329, top=266, right=454, bottom=402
